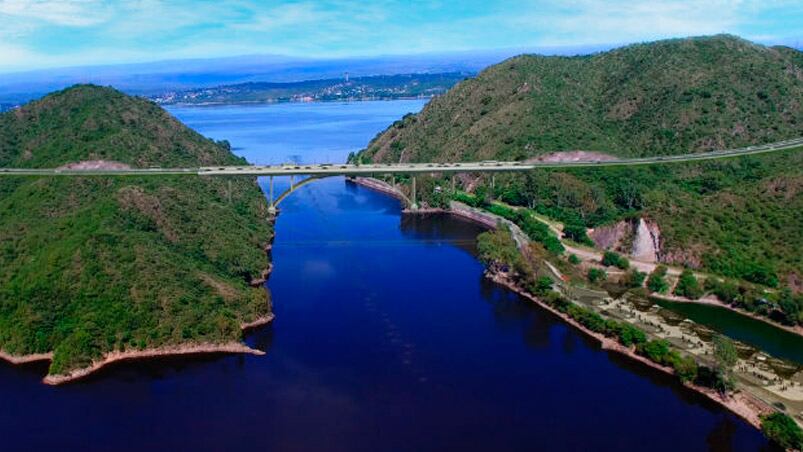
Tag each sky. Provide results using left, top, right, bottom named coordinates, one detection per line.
left=0, top=0, right=801, bottom=73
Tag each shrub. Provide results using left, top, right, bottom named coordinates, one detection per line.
left=483, top=204, right=564, bottom=255
left=638, top=339, right=671, bottom=364
left=760, top=412, right=803, bottom=450
left=669, top=354, right=699, bottom=383
left=568, top=254, right=581, bottom=265
left=453, top=191, right=482, bottom=207
left=606, top=321, right=647, bottom=347
left=534, top=276, right=553, bottom=294
left=742, top=263, right=779, bottom=287
left=647, top=265, right=669, bottom=293
left=602, top=251, right=629, bottom=270
left=674, top=269, right=703, bottom=299
left=694, top=365, right=735, bottom=393
left=588, top=268, right=607, bottom=284
left=778, top=288, right=803, bottom=326
left=705, top=278, right=739, bottom=303
left=476, top=226, right=522, bottom=272
left=563, top=223, right=594, bottom=246
left=625, top=269, right=647, bottom=288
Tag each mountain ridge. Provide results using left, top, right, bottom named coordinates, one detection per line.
left=361, top=34, right=802, bottom=163
left=358, top=35, right=803, bottom=288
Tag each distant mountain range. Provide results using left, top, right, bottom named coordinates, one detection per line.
left=0, top=45, right=616, bottom=106
left=152, top=73, right=469, bottom=105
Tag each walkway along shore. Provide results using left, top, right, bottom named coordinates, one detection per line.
left=350, top=176, right=777, bottom=430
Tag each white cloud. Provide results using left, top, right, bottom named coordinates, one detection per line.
left=0, top=0, right=110, bottom=26
left=0, top=42, right=40, bottom=70
left=492, top=0, right=745, bottom=46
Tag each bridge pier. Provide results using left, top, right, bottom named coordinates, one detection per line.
left=268, top=176, right=277, bottom=215
left=451, top=175, right=456, bottom=193
left=411, top=176, right=417, bottom=209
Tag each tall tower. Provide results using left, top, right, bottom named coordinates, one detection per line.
left=344, top=72, right=350, bottom=82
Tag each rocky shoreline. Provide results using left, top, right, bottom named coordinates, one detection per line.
left=0, top=351, right=54, bottom=364
left=43, top=341, right=267, bottom=385
left=0, top=312, right=276, bottom=385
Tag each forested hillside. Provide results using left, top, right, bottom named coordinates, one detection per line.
left=359, top=35, right=803, bottom=288
left=361, top=35, right=801, bottom=162
left=0, top=85, right=273, bottom=375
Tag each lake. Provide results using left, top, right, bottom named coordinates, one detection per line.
left=0, top=101, right=771, bottom=451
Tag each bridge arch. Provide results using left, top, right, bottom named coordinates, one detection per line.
left=267, top=175, right=415, bottom=214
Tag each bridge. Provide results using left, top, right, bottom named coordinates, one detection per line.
left=1, top=137, right=802, bottom=212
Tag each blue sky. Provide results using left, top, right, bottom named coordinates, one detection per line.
left=0, top=0, right=801, bottom=72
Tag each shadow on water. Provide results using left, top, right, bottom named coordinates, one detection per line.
left=400, top=212, right=488, bottom=257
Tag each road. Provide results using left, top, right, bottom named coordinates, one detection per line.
left=1, top=137, right=802, bottom=177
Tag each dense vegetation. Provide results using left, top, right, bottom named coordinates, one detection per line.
left=761, top=412, right=803, bottom=450
left=602, top=251, right=629, bottom=270
left=360, top=35, right=802, bottom=290
left=0, top=85, right=273, bottom=375
left=362, top=35, right=802, bottom=162
left=457, top=193, right=563, bottom=254
left=476, top=227, right=711, bottom=387
left=154, top=73, right=467, bottom=105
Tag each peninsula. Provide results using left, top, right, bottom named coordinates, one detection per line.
left=0, top=85, right=274, bottom=383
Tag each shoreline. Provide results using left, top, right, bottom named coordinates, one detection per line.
left=161, top=96, right=434, bottom=109
left=0, top=351, right=54, bottom=364
left=358, top=176, right=775, bottom=431
left=42, top=341, right=266, bottom=386
left=487, top=270, right=771, bottom=429
left=0, top=312, right=276, bottom=385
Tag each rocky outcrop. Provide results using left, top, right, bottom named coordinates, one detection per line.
left=588, top=220, right=630, bottom=251
left=631, top=218, right=661, bottom=263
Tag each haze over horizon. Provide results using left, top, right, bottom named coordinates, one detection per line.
left=0, top=0, right=801, bottom=74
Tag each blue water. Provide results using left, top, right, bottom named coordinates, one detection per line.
left=0, top=101, right=771, bottom=451
left=168, top=100, right=426, bottom=164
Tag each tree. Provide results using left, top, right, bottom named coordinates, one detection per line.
left=778, top=288, right=802, bottom=326
left=625, top=269, right=647, bottom=288
left=712, top=335, right=738, bottom=393
left=670, top=354, right=698, bottom=383
left=705, top=278, right=739, bottom=304
left=568, top=254, right=581, bottom=265
left=534, top=276, right=553, bottom=294
left=674, top=269, right=703, bottom=299
left=563, top=223, right=593, bottom=246
left=588, top=268, right=607, bottom=284
left=647, top=265, right=669, bottom=293
left=714, top=335, right=738, bottom=370
left=602, top=251, right=629, bottom=270
left=476, top=225, right=522, bottom=273
left=760, top=412, right=803, bottom=450
left=639, top=339, right=670, bottom=363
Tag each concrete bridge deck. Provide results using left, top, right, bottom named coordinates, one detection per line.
left=1, top=137, right=801, bottom=177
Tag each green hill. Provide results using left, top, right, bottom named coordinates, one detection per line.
left=0, top=85, right=273, bottom=376
left=359, top=35, right=803, bottom=288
